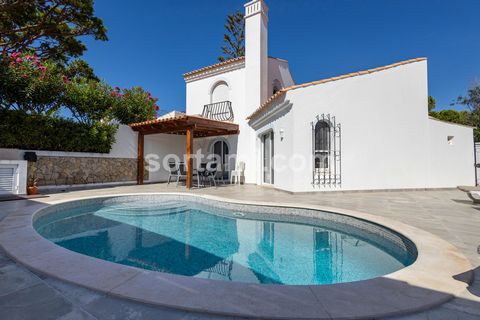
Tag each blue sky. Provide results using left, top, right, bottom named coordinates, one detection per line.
left=82, top=0, right=480, bottom=113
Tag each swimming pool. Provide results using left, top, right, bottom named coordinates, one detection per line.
left=34, top=195, right=417, bottom=285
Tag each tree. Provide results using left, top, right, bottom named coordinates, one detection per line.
left=0, top=0, right=107, bottom=62
left=429, top=109, right=471, bottom=125
left=111, top=87, right=158, bottom=125
left=63, top=59, right=99, bottom=81
left=428, top=95, right=436, bottom=111
left=455, top=83, right=480, bottom=111
left=62, top=78, right=116, bottom=125
left=218, top=11, right=245, bottom=62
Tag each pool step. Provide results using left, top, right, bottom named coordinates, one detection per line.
left=95, top=205, right=190, bottom=217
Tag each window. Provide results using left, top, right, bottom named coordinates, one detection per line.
left=211, top=81, right=229, bottom=103
left=447, top=136, right=454, bottom=145
left=311, top=114, right=341, bottom=186
left=314, top=121, right=330, bottom=169
left=272, top=79, right=281, bottom=95
left=212, top=140, right=229, bottom=168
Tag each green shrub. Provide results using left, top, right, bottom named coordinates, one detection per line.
left=0, top=109, right=117, bottom=153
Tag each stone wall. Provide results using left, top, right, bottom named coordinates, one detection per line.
left=27, top=156, right=148, bottom=186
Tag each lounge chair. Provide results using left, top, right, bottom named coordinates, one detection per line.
left=467, top=191, right=480, bottom=204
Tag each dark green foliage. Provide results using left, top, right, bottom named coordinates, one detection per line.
left=63, top=59, right=99, bottom=81
left=218, top=11, right=245, bottom=62
left=454, top=83, right=480, bottom=111
left=62, top=78, right=116, bottom=125
left=111, top=87, right=157, bottom=125
left=440, top=82, right=480, bottom=141
left=429, top=109, right=472, bottom=125
left=0, top=109, right=116, bottom=153
left=0, top=0, right=108, bottom=62
left=429, top=109, right=480, bottom=141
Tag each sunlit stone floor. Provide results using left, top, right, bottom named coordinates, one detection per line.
left=0, top=184, right=479, bottom=319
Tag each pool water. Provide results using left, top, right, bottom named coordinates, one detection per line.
left=34, top=199, right=416, bottom=285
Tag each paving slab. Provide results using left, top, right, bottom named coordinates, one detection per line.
left=0, top=184, right=479, bottom=320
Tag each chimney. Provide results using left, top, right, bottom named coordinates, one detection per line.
left=244, top=0, right=269, bottom=114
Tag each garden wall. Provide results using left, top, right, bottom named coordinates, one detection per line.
left=0, top=125, right=151, bottom=189
left=0, top=124, right=188, bottom=190
left=27, top=156, right=146, bottom=186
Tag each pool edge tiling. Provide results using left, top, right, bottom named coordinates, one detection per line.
left=0, top=192, right=474, bottom=320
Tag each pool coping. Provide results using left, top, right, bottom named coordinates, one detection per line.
left=0, top=192, right=473, bottom=320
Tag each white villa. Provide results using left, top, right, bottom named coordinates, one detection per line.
left=137, top=0, right=472, bottom=193
left=3, top=0, right=473, bottom=195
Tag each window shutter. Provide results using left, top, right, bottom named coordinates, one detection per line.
left=0, top=167, right=15, bottom=192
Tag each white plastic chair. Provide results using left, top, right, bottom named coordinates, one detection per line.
left=230, top=161, right=245, bottom=185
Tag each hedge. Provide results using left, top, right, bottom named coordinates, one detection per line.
left=0, top=109, right=117, bottom=153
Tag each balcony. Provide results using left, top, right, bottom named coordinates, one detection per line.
left=202, top=101, right=234, bottom=122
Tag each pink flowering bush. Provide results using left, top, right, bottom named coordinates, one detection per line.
left=110, top=86, right=158, bottom=125
left=0, top=51, right=64, bottom=114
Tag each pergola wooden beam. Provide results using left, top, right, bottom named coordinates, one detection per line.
left=186, top=126, right=193, bottom=188
left=129, top=115, right=239, bottom=188
left=137, top=132, right=144, bottom=185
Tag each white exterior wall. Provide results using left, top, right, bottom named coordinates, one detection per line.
left=242, top=0, right=269, bottom=183
left=185, top=68, right=246, bottom=120
left=426, top=118, right=474, bottom=187
left=185, top=68, right=245, bottom=177
left=254, top=60, right=474, bottom=192
left=268, top=57, right=295, bottom=94
left=290, top=61, right=429, bottom=192
left=144, top=134, right=186, bottom=183
left=254, top=60, right=435, bottom=192
left=252, top=98, right=294, bottom=189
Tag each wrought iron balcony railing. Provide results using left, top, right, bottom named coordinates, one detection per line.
left=201, top=101, right=234, bottom=122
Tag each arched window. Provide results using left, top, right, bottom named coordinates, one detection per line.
left=272, top=79, right=281, bottom=95
left=211, top=81, right=229, bottom=103
left=314, top=121, right=330, bottom=169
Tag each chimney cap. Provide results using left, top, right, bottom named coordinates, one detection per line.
left=244, top=0, right=269, bottom=19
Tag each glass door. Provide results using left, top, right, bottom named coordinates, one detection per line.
left=262, top=131, right=274, bottom=184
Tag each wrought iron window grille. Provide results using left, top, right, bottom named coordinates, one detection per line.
left=311, top=114, right=341, bottom=187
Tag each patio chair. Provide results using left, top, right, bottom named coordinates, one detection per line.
left=197, top=163, right=207, bottom=186
left=176, top=162, right=187, bottom=187
left=215, top=164, right=227, bottom=185
left=230, top=161, right=245, bottom=185
left=175, top=162, right=201, bottom=187
left=203, top=162, right=218, bottom=187
left=167, top=161, right=179, bottom=185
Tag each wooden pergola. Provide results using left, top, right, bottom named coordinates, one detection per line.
left=129, top=115, right=239, bottom=188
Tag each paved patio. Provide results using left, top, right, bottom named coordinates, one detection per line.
left=0, top=184, right=479, bottom=320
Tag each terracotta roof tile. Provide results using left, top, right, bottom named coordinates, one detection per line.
left=247, top=57, right=427, bottom=120
left=129, top=114, right=236, bottom=127
left=182, top=56, right=245, bottom=78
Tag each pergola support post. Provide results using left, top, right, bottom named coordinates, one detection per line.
left=137, top=132, right=144, bottom=185
left=186, top=127, right=194, bottom=189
